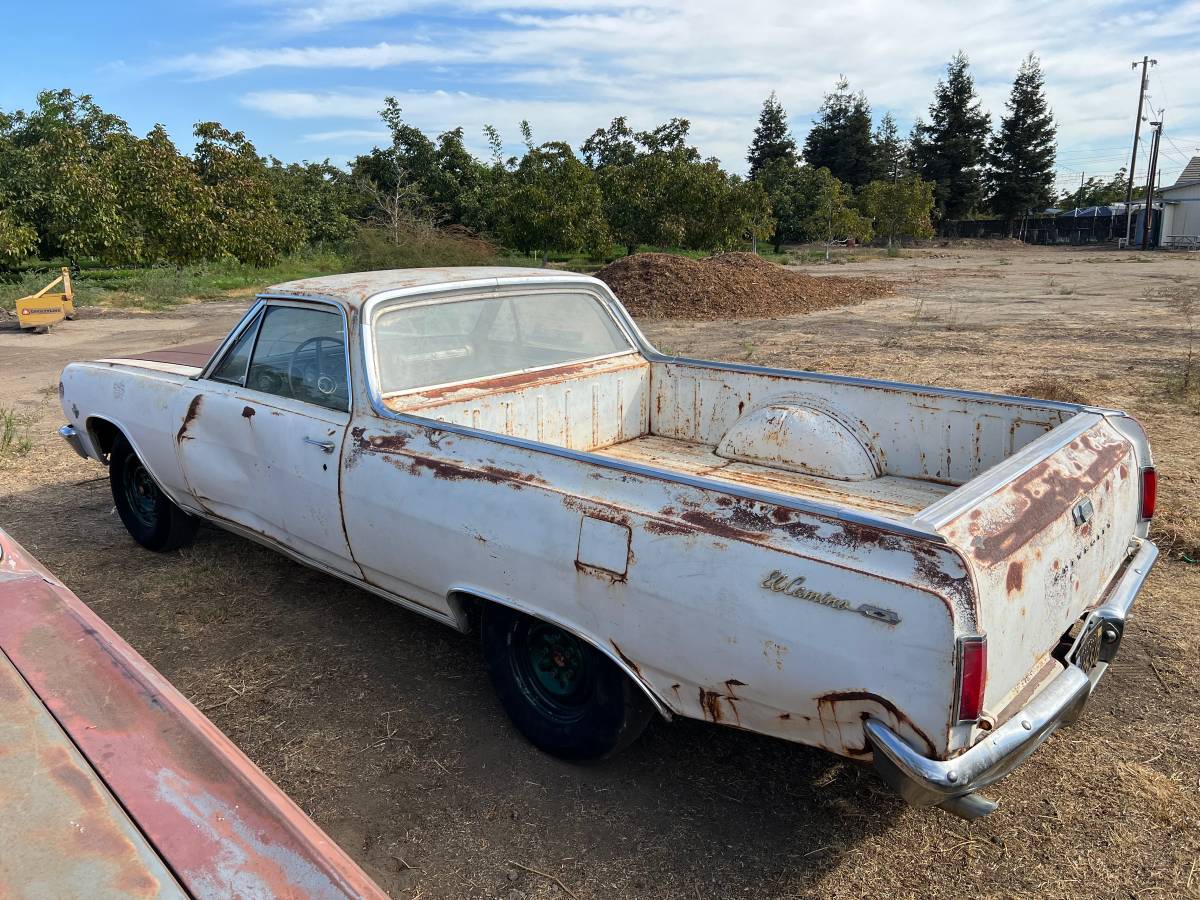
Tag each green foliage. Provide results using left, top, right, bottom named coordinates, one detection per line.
left=268, top=158, right=358, bottom=246
left=910, top=53, right=991, bottom=219
left=803, top=77, right=877, bottom=189
left=194, top=122, right=302, bottom=265
left=1061, top=169, right=1129, bottom=209
left=987, top=55, right=1057, bottom=223
left=747, top=92, right=797, bottom=179
left=0, top=407, right=33, bottom=458
left=500, top=140, right=608, bottom=260
left=874, top=112, right=908, bottom=182
left=803, top=167, right=872, bottom=245
left=858, top=176, right=935, bottom=246
left=110, top=125, right=220, bottom=266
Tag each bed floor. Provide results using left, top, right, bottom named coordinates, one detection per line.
left=593, top=434, right=957, bottom=519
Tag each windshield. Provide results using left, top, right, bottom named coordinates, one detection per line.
left=373, top=291, right=634, bottom=395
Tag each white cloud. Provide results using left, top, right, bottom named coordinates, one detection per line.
left=188, top=0, right=1200, bottom=176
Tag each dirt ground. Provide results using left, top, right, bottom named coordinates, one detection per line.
left=2, top=244, right=1198, bottom=900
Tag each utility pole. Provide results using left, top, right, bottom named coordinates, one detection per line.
left=1141, top=116, right=1163, bottom=250
left=1124, top=56, right=1157, bottom=246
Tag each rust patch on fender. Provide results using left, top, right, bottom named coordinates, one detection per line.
left=817, top=690, right=937, bottom=758
left=241, top=406, right=255, bottom=420
left=175, top=395, right=202, bottom=443
left=610, top=641, right=641, bottom=677
left=698, top=688, right=724, bottom=723
left=1006, top=561, right=1024, bottom=594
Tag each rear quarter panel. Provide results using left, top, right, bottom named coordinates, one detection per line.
left=341, top=414, right=972, bottom=759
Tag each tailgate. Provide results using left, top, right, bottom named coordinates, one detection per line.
left=935, top=415, right=1144, bottom=718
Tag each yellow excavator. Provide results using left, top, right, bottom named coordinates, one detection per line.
left=15, top=267, right=76, bottom=333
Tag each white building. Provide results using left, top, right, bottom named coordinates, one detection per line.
left=1160, top=157, right=1200, bottom=249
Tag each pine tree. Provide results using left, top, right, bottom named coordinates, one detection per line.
left=747, top=92, right=797, bottom=179
left=910, top=52, right=991, bottom=219
left=873, top=112, right=907, bottom=182
left=986, top=54, right=1057, bottom=226
left=802, top=77, right=877, bottom=189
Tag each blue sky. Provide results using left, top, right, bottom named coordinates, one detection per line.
left=4, top=0, right=1199, bottom=193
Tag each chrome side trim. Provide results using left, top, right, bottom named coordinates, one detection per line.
left=865, top=537, right=1157, bottom=818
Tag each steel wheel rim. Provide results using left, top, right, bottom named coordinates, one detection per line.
left=123, top=454, right=159, bottom=528
left=512, top=621, right=594, bottom=721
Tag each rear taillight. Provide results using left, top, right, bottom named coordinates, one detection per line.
left=955, top=636, right=987, bottom=723
left=1140, top=466, right=1157, bottom=520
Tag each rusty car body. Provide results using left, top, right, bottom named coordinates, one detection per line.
left=0, top=526, right=388, bottom=899
left=57, top=267, right=1158, bottom=818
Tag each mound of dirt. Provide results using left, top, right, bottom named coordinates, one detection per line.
left=595, top=252, right=893, bottom=320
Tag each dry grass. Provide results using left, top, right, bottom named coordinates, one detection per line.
left=2, top=245, right=1199, bottom=899
left=1013, top=376, right=1092, bottom=405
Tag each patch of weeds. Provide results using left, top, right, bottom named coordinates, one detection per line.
left=741, top=340, right=756, bottom=361
left=995, top=258, right=1013, bottom=266
left=0, top=407, right=33, bottom=457
left=1058, top=286, right=1076, bottom=296
left=1157, top=285, right=1200, bottom=406
left=1014, top=376, right=1090, bottom=405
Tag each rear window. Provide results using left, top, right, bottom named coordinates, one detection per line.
left=373, top=291, right=633, bottom=395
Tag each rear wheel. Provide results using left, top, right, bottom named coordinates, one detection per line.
left=109, top=433, right=197, bottom=552
left=481, top=604, right=654, bottom=761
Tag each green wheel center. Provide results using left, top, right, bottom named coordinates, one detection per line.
left=524, top=624, right=589, bottom=701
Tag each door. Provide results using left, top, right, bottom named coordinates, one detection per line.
left=174, top=300, right=361, bottom=578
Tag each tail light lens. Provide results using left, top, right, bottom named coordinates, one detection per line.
left=955, top=636, right=987, bottom=723
left=1140, top=466, right=1157, bottom=521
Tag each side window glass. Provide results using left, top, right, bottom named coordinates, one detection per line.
left=210, top=309, right=263, bottom=386
left=246, top=305, right=349, bottom=412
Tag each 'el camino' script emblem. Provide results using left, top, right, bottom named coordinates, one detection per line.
left=761, top=571, right=901, bottom=626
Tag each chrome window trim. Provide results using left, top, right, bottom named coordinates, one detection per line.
left=214, top=295, right=353, bottom=413
left=196, top=299, right=266, bottom=381
left=364, top=283, right=640, bottom=400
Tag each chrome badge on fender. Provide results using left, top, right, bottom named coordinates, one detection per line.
left=761, top=571, right=901, bottom=626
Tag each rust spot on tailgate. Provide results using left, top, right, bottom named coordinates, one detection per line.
left=962, top=429, right=1128, bottom=566
left=175, top=395, right=202, bottom=443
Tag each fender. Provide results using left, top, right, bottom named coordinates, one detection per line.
left=445, top=584, right=673, bottom=720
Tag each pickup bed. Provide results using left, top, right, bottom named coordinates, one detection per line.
left=58, top=267, right=1157, bottom=818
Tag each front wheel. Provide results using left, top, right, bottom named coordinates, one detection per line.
left=109, top=433, right=198, bottom=552
left=481, top=604, right=654, bottom=761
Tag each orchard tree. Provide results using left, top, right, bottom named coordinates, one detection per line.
left=500, top=141, right=608, bottom=261
left=858, top=176, right=935, bottom=246
left=747, top=92, right=797, bottom=179
left=910, top=52, right=991, bottom=219
left=758, top=159, right=819, bottom=251
left=111, top=125, right=220, bottom=266
left=986, top=54, right=1057, bottom=226
left=804, top=167, right=872, bottom=245
left=268, top=158, right=357, bottom=246
left=803, top=77, right=877, bottom=189
left=1061, top=169, right=1128, bottom=209
left=194, top=122, right=301, bottom=265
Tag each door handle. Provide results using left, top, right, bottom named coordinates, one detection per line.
left=304, top=437, right=336, bottom=454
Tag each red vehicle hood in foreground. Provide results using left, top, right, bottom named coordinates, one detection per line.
left=0, top=528, right=388, bottom=899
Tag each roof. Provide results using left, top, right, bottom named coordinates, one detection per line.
left=268, top=266, right=590, bottom=306
left=1175, top=156, right=1200, bottom=185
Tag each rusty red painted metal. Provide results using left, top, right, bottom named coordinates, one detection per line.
left=119, top=340, right=224, bottom=369
left=0, top=529, right=388, bottom=900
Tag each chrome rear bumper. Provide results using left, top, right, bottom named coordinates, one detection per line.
left=58, top=424, right=88, bottom=459
left=865, top=537, right=1158, bottom=819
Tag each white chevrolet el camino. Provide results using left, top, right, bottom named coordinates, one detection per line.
left=58, top=268, right=1158, bottom=818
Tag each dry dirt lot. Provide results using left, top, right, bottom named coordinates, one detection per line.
left=1, top=244, right=1198, bottom=899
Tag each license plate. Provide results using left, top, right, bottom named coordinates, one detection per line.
left=1073, top=621, right=1104, bottom=674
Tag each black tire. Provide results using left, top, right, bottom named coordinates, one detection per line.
left=482, top=604, right=654, bottom=761
left=109, top=433, right=198, bottom=552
